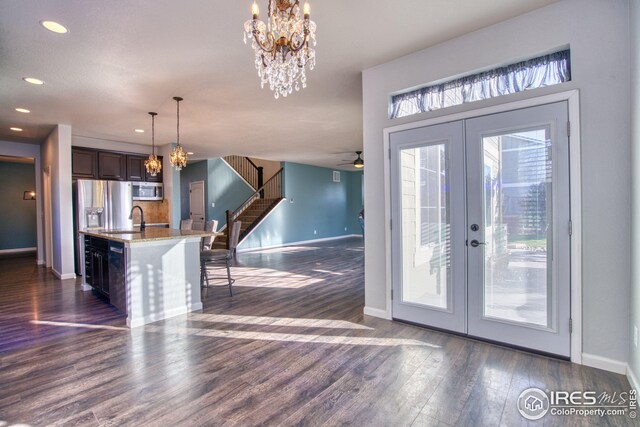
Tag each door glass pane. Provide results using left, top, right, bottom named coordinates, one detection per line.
left=482, top=128, right=552, bottom=327
left=401, top=143, right=450, bottom=309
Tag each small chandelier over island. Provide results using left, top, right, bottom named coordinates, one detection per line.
left=244, top=0, right=316, bottom=99
left=170, top=96, right=188, bottom=171
left=144, top=112, right=162, bottom=176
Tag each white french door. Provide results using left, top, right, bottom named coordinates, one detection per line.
left=390, top=121, right=467, bottom=333
left=390, top=102, right=571, bottom=357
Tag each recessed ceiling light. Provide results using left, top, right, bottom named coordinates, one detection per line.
left=23, top=77, right=44, bottom=85
left=15, top=108, right=31, bottom=113
left=187, top=152, right=194, bottom=155
left=134, top=129, right=145, bottom=133
left=40, top=20, right=68, bottom=34
left=10, top=127, right=23, bottom=132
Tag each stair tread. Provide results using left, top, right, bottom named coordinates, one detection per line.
left=215, top=196, right=283, bottom=246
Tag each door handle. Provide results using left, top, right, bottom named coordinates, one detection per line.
left=470, top=240, right=486, bottom=247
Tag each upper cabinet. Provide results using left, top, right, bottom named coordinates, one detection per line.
left=127, top=154, right=164, bottom=182
left=126, top=155, right=146, bottom=181
left=98, top=152, right=126, bottom=181
left=71, top=148, right=98, bottom=179
left=72, top=147, right=163, bottom=183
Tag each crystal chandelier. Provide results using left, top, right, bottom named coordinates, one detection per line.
left=170, top=96, right=188, bottom=171
left=144, top=112, right=162, bottom=176
left=244, top=0, right=316, bottom=99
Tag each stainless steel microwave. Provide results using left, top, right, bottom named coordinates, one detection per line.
left=132, top=182, right=163, bottom=201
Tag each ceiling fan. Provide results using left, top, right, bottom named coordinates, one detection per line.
left=338, top=151, right=364, bottom=169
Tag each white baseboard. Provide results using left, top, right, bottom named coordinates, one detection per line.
left=51, top=268, right=76, bottom=280
left=37, top=259, right=45, bottom=265
left=0, top=247, right=36, bottom=254
left=364, top=306, right=392, bottom=320
left=127, top=302, right=204, bottom=328
left=237, top=234, right=362, bottom=253
left=627, top=365, right=640, bottom=391
left=582, top=353, right=627, bottom=374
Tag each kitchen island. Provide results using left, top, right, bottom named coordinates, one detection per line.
left=80, top=228, right=212, bottom=328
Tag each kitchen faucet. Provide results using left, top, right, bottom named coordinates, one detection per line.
left=129, top=205, right=145, bottom=230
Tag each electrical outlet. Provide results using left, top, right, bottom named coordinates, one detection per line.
left=344, top=227, right=347, bottom=231
left=635, top=325, right=638, bottom=348
left=313, top=230, right=317, bottom=235
left=211, top=202, right=215, bottom=208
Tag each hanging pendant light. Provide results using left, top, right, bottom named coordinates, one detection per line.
left=170, top=96, right=188, bottom=171
left=244, top=0, right=317, bottom=99
left=144, top=112, right=162, bottom=176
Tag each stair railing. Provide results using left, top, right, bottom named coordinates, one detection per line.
left=223, top=155, right=264, bottom=191
left=226, top=167, right=284, bottom=247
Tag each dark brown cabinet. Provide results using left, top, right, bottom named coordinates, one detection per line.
left=127, top=154, right=163, bottom=182
left=72, top=148, right=98, bottom=179
left=84, top=236, right=110, bottom=297
left=73, top=147, right=163, bottom=183
left=98, top=152, right=126, bottom=181
left=126, top=155, right=146, bottom=181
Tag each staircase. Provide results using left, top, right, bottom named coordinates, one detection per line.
left=215, top=162, right=284, bottom=248
left=223, top=155, right=263, bottom=190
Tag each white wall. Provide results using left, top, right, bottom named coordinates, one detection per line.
left=363, top=0, right=631, bottom=363
left=0, top=140, right=44, bottom=264
left=629, top=0, right=640, bottom=385
left=42, top=125, right=75, bottom=279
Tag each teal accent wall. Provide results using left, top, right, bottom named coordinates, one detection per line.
left=240, top=162, right=363, bottom=250
left=180, top=158, right=254, bottom=226
left=0, top=161, right=37, bottom=250
left=206, top=158, right=254, bottom=226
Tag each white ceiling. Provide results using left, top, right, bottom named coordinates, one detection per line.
left=0, top=0, right=559, bottom=169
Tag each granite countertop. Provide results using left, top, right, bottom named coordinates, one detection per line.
left=80, top=228, right=217, bottom=243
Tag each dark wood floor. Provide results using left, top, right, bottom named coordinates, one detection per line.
left=0, top=238, right=636, bottom=426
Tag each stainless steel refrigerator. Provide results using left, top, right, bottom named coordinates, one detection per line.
left=73, top=180, right=133, bottom=277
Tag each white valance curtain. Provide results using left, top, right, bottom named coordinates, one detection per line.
left=390, top=50, right=571, bottom=119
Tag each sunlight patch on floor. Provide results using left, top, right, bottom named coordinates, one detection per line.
left=189, top=313, right=373, bottom=330
left=146, top=325, right=441, bottom=348
left=30, top=320, right=127, bottom=331
left=255, top=246, right=319, bottom=254
left=232, top=267, right=323, bottom=288
left=311, top=269, right=344, bottom=276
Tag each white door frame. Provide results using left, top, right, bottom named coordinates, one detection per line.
left=383, top=90, right=582, bottom=363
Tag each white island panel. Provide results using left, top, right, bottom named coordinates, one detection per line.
left=126, top=237, right=203, bottom=328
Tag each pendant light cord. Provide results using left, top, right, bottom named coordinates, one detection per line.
left=152, top=113, right=155, bottom=155
left=176, top=98, right=180, bottom=147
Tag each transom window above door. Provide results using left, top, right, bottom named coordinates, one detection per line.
left=389, top=49, right=571, bottom=119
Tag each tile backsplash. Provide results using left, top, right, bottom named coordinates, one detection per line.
left=130, top=200, right=169, bottom=224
